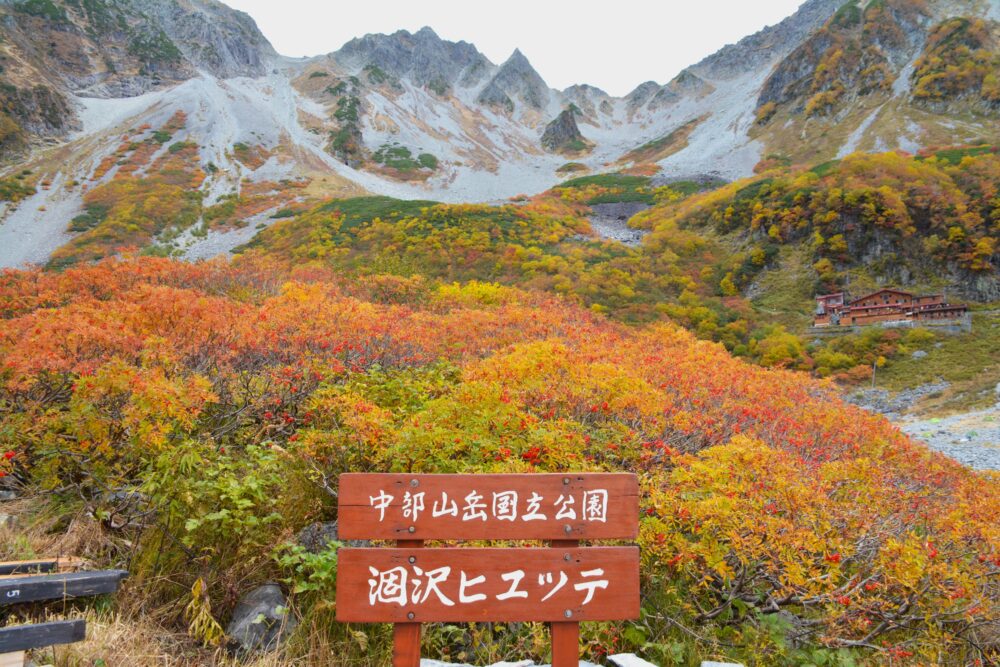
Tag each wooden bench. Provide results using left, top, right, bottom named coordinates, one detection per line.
left=0, top=621, right=86, bottom=667
left=0, top=559, right=128, bottom=667
left=336, top=473, right=640, bottom=667
left=0, top=570, right=128, bottom=605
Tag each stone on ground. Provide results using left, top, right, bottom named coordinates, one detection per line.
left=226, top=583, right=297, bottom=652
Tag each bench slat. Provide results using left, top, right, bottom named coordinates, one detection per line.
left=0, top=620, right=86, bottom=653
left=0, top=558, right=85, bottom=577
left=0, top=570, right=128, bottom=606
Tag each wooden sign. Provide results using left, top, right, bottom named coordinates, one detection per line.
left=335, top=472, right=641, bottom=667
left=336, top=547, right=639, bottom=623
left=338, top=473, right=638, bottom=541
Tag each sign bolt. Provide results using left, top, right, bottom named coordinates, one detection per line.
left=564, top=525, right=572, bottom=534
left=564, top=610, right=573, bottom=618
left=408, top=526, right=416, bottom=533
left=563, top=553, right=571, bottom=561
left=562, top=477, right=570, bottom=485
left=410, top=479, right=419, bottom=487
left=407, top=612, right=415, bottom=620
left=408, top=556, right=417, bottom=564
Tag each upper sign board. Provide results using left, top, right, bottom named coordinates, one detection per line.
left=337, top=473, right=639, bottom=541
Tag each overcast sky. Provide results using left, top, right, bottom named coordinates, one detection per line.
left=224, top=0, right=805, bottom=96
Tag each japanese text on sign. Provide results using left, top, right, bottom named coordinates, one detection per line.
left=369, top=489, right=609, bottom=524
left=367, top=564, right=609, bottom=608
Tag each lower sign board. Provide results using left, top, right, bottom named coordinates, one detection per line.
left=335, top=547, right=639, bottom=623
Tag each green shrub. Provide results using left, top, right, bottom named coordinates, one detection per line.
left=0, top=177, right=36, bottom=202
left=334, top=96, right=360, bottom=123
left=363, top=64, right=389, bottom=85
left=128, top=30, right=182, bottom=65
left=417, top=153, right=438, bottom=170
left=68, top=203, right=109, bottom=232
left=14, top=0, right=67, bottom=22
left=168, top=141, right=195, bottom=154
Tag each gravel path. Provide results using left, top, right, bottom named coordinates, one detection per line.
left=898, top=406, right=1000, bottom=471
left=847, top=383, right=1000, bottom=470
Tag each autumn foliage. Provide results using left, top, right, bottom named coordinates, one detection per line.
left=0, top=256, right=997, bottom=664
left=644, top=148, right=1000, bottom=287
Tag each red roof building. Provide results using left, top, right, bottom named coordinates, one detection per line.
left=813, top=288, right=967, bottom=327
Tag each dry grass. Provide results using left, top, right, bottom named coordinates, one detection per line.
left=37, top=608, right=387, bottom=667
left=0, top=495, right=389, bottom=667
left=0, top=495, right=109, bottom=564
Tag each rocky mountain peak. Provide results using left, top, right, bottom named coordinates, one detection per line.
left=335, top=26, right=491, bottom=91
left=476, top=47, right=549, bottom=112
left=624, top=80, right=661, bottom=113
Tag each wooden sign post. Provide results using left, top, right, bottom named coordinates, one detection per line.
left=336, top=473, right=640, bottom=667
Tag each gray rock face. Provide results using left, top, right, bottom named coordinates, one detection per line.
left=562, top=84, right=611, bottom=120
left=541, top=107, right=585, bottom=152
left=130, top=0, right=276, bottom=78
left=646, top=69, right=714, bottom=110
left=0, top=84, right=77, bottom=136
left=226, top=584, right=297, bottom=653
left=336, top=27, right=492, bottom=92
left=691, top=0, right=843, bottom=80
left=624, top=81, right=660, bottom=114
left=757, top=0, right=927, bottom=111
left=477, top=49, right=549, bottom=112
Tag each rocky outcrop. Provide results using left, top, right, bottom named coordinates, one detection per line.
left=757, top=0, right=928, bottom=114
left=477, top=49, right=549, bottom=112
left=908, top=16, right=1000, bottom=114
left=646, top=69, right=715, bottom=110
left=336, top=26, right=492, bottom=92
left=226, top=584, right=297, bottom=653
left=562, top=84, right=611, bottom=120
left=131, top=0, right=276, bottom=78
left=690, top=0, right=843, bottom=80
left=541, top=106, right=587, bottom=153
left=0, top=0, right=275, bottom=156
left=0, top=84, right=76, bottom=137
left=624, top=81, right=660, bottom=114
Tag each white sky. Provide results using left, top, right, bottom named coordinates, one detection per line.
left=224, top=0, right=806, bottom=96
